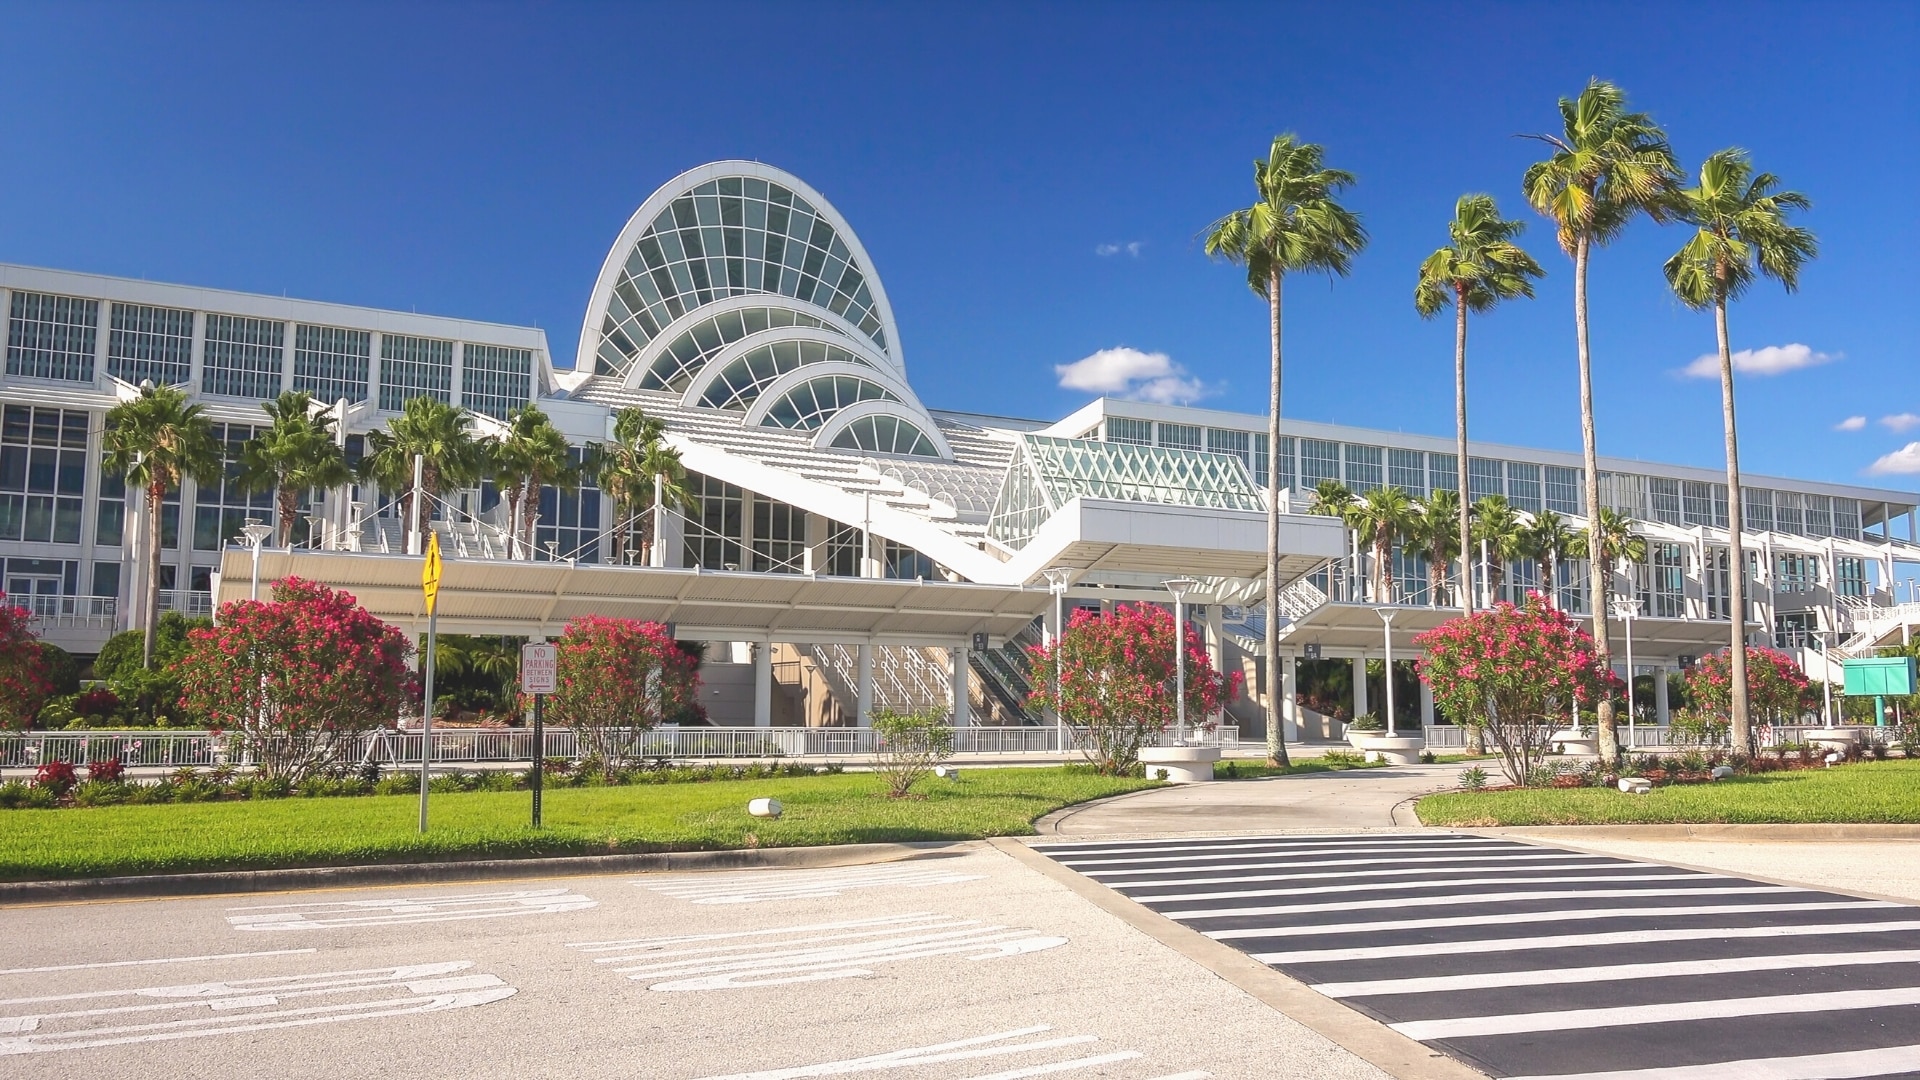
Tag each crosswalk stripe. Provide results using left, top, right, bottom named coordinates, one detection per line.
left=1314, top=949, right=1920, bottom=997
left=1030, top=832, right=1477, bottom=850
left=1251, top=920, right=1920, bottom=964
left=1043, top=838, right=1511, bottom=860
left=1103, top=860, right=1657, bottom=891
left=1207, top=900, right=1890, bottom=941
left=1083, top=852, right=1609, bottom=878
left=1394, top=984, right=1920, bottom=1040
left=1131, top=871, right=1719, bottom=904
left=1053, top=842, right=1526, bottom=868
left=1155, top=885, right=1803, bottom=921
left=1501, top=1042, right=1920, bottom=1080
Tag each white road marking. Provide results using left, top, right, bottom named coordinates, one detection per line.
left=1103, top=859, right=1640, bottom=891
left=1041, top=837, right=1515, bottom=859
left=962, top=1052, right=1144, bottom=1078
left=1394, top=984, right=1920, bottom=1040
left=642, top=863, right=984, bottom=904
left=0, top=950, right=316, bottom=976
left=1253, top=920, right=1920, bottom=964
left=1313, top=949, right=1920, bottom=998
left=1052, top=841, right=1525, bottom=867
left=691, top=1024, right=1198, bottom=1080
left=1135, top=871, right=1716, bottom=904
left=1208, top=900, right=1892, bottom=942
left=225, top=887, right=595, bottom=929
left=1503, top=1043, right=1920, bottom=1080
left=1083, top=851, right=1619, bottom=878
left=0, top=959, right=515, bottom=1055
left=1157, top=885, right=1803, bottom=921
left=569, top=912, right=1065, bottom=991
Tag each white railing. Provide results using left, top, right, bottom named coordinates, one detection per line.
left=806, top=643, right=954, bottom=712
left=22, top=594, right=117, bottom=628
left=2, top=724, right=1241, bottom=768
left=157, top=590, right=212, bottom=616
left=1421, top=724, right=1864, bottom=751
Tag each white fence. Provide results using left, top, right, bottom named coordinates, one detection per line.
left=1, top=724, right=1239, bottom=769
left=1420, top=724, right=1866, bottom=750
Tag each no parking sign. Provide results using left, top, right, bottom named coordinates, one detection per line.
left=521, top=643, right=557, bottom=694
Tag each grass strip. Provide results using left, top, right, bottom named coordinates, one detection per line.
left=1418, top=760, right=1920, bottom=827
left=0, top=767, right=1153, bottom=881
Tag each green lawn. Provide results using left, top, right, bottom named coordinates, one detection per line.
left=1418, top=760, right=1920, bottom=827
left=0, top=768, right=1154, bottom=881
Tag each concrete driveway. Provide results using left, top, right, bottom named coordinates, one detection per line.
left=1039, top=764, right=1473, bottom=837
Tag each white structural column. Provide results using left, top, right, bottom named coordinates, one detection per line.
left=752, top=640, right=772, bottom=728
left=1204, top=604, right=1225, bottom=726
left=950, top=646, right=970, bottom=727
left=1280, top=653, right=1299, bottom=742
left=856, top=643, right=874, bottom=727
left=1655, top=665, right=1671, bottom=725
left=1420, top=680, right=1436, bottom=726
left=1352, top=657, right=1369, bottom=719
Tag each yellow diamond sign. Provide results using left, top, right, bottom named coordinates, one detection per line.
left=422, top=531, right=443, bottom=615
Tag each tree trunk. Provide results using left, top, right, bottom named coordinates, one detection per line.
left=276, top=481, right=298, bottom=548
left=505, top=486, right=523, bottom=560
left=1716, top=294, right=1752, bottom=751
left=525, top=481, right=542, bottom=555
left=1455, top=285, right=1472, bottom=615
left=1264, top=266, right=1290, bottom=767
left=143, top=480, right=165, bottom=669
left=1576, top=234, right=1620, bottom=765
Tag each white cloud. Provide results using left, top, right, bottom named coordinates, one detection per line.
left=1835, top=416, right=1868, bottom=432
left=1055, top=346, right=1209, bottom=404
left=1678, top=343, right=1837, bottom=379
left=1094, top=241, right=1143, bottom=257
left=1869, top=442, right=1920, bottom=475
left=1882, top=413, right=1920, bottom=433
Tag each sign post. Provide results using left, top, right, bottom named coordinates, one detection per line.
left=419, top=532, right=442, bottom=833
left=521, top=641, right=558, bottom=828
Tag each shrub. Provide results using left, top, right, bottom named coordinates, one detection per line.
left=1670, top=709, right=1731, bottom=748
left=1346, top=713, right=1385, bottom=732
left=1026, top=603, right=1240, bottom=775
left=1683, top=646, right=1813, bottom=749
left=33, top=761, right=77, bottom=794
left=1318, top=749, right=1366, bottom=767
left=543, top=616, right=700, bottom=778
left=1415, top=592, right=1617, bottom=787
left=0, top=595, right=54, bottom=730
left=872, top=708, right=955, bottom=798
left=0, top=780, right=34, bottom=808
left=374, top=774, right=420, bottom=796
left=86, top=758, right=125, bottom=783
left=1460, top=766, right=1489, bottom=791
left=70, top=780, right=132, bottom=807
left=174, top=578, right=415, bottom=784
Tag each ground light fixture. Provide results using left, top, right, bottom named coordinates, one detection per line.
left=1612, top=597, right=1641, bottom=749
left=1162, top=577, right=1199, bottom=744
left=1041, top=566, right=1073, bottom=751
left=1374, top=607, right=1399, bottom=735
left=241, top=519, right=275, bottom=601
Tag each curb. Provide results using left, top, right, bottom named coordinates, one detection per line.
left=0, top=841, right=972, bottom=906
left=1470, top=823, right=1920, bottom=842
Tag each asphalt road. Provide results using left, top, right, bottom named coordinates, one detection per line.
left=1035, top=831, right=1920, bottom=1079
left=0, top=846, right=1390, bottom=1080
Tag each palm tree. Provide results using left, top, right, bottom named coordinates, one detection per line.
left=1664, top=148, right=1817, bottom=752
left=1572, top=506, right=1649, bottom=616
left=102, top=384, right=222, bottom=668
left=1305, top=479, right=1359, bottom=599
left=1352, top=486, right=1416, bottom=603
left=1522, top=78, right=1680, bottom=763
left=236, top=391, right=350, bottom=548
left=596, top=407, right=697, bottom=564
left=1414, top=195, right=1545, bottom=614
left=488, top=405, right=576, bottom=558
left=1526, top=509, right=1582, bottom=609
left=360, top=397, right=484, bottom=553
left=1413, top=488, right=1463, bottom=606
left=1204, top=137, right=1366, bottom=766
left=1471, top=496, right=1527, bottom=604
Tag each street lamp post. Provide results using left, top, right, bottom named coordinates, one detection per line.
left=1374, top=607, right=1399, bottom=736
left=1041, top=566, right=1073, bottom=753
left=1163, top=578, right=1198, bottom=745
left=1611, top=597, right=1641, bottom=749
left=1821, top=629, right=1836, bottom=729
left=241, top=520, right=275, bottom=601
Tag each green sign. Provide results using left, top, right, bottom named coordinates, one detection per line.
left=1843, top=656, right=1917, bottom=697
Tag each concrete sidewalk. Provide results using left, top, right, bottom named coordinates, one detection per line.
left=1037, top=762, right=1474, bottom=836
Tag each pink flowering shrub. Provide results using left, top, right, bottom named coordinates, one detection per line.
left=33, top=761, right=77, bottom=793
left=1026, top=603, right=1241, bottom=774
left=173, top=577, right=416, bottom=783
left=545, top=616, right=700, bottom=777
left=0, top=593, right=53, bottom=730
left=1415, top=591, right=1618, bottom=786
left=1683, top=646, right=1812, bottom=734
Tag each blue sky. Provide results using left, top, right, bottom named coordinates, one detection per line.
left=1, top=1, right=1914, bottom=491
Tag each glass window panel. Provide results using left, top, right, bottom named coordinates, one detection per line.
left=202, top=314, right=285, bottom=399
left=1507, top=462, right=1542, bottom=512
left=1342, top=443, right=1383, bottom=492
left=1468, top=458, right=1504, bottom=503
left=1388, top=448, right=1425, bottom=493
left=1104, top=417, right=1152, bottom=446
left=1156, top=423, right=1201, bottom=452
left=1301, top=439, right=1341, bottom=488
left=377, top=334, right=453, bottom=410
left=292, top=325, right=371, bottom=405
left=6, top=291, right=98, bottom=382
left=1544, top=466, right=1582, bottom=515
left=108, top=303, right=194, bottom=386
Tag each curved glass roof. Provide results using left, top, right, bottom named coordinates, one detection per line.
left=987, top=434, right=1264, bottom=549
left=759, top=375, right=897, bottom=430
left=830, top=414, right=940, bottom=458
left=699, top=340, right=876, bottom=411
left=637, top=305, right=847, bottom=392
left=595, top=176, right=887, bottom=379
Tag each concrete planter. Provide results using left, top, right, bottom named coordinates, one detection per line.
left=1140, top=744, right=1221, bottom=783
left=1806, top=728, right=1869, bottom=753
left=1549, top=729, right=1599, bottom=756
left=1346, top=732, right=1425, bottom=765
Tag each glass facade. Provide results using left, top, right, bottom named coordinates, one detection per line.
left=699, top=338, right=875, bottom=411
left=461, top=343, right=533, bottom=420
left=1301, top=439, right=1340, bottom=489
left=0, top=406, right=87, bottom=544
left=535, top=447, right=600, bottom=562
left=193, top=423, right=271, bottom=551
left=1428, top=454, right=1459, bottom=499
left=1342, top=442, right=1382, bottom=492
left=108, top=303, right=194, bottom=387
left=7, top=292, right=97, bottom=382
left=202, top=314, right=285, bottom=399
left=1388, top=448, right=1425, bottom=494
left=1544, top=466, right=1581, bottom=515
left=1506, top=462, right=1542, bottom=513
left=759, top=374, right=896, bottom=430
left=829, top=414, right=938, bottom=457
left=292, top=325, right=371, bottom=405
left=1105, top=417, right=1151, bottom=446
left=1469, top=458, right=1503, bottom=503
left=593, top=176, right=888, bottom=378
left=1156, top=422, right=1201, bottom=452
left=378, top=334, right=453, bottom=410
left=751, top=498, right=805, bottom=572
left=987, top=434, right=1265, bottom=549
left=634, top=305, right=845, bottom=391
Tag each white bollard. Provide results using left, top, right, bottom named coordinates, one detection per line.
left=748, top=797, right=783, bottom=819
left=934, top=766, right=959, bottom=780
left=1710, top=765, right=1735, bottom=780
